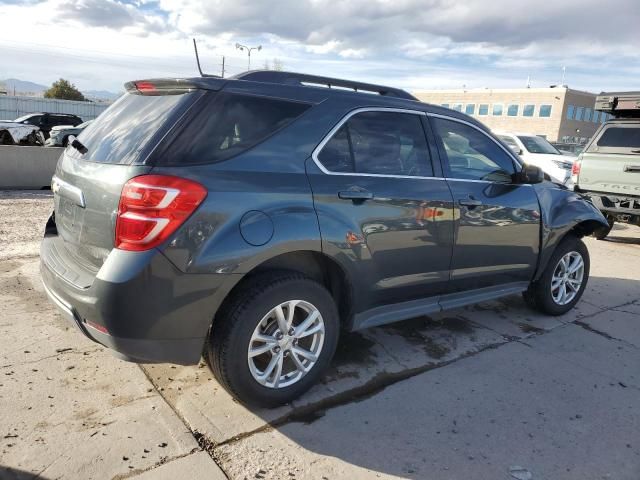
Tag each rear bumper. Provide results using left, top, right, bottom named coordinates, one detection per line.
left=582, top=191, right=640, bottom=224
left=40, top=235, right=239, bottom=364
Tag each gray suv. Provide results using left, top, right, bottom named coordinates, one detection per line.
left=41, top=71, right=608, bottom=406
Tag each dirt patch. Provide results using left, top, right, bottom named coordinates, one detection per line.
left=0, top=190, right=52, bottom=261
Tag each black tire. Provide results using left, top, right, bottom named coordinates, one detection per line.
left=593, top=216, right=614, bottom=240
left=207, top=271, right=340, bottom=407
left=523, top=234, right=590, bottom=316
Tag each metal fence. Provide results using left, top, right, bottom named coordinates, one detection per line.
left=0, top=95, right=111, bottom=122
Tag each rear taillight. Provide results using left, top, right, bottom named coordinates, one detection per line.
left=115, top=175, right=207, bottom=251
left=571, top=160, right=581, bottom=176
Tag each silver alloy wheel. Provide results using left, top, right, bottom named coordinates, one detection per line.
left=551, top=251, right=585, bottom=305
left=247, top=300, right=325, bottom=389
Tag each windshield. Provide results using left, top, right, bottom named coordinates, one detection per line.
left=518, top=135, right=561, bottom=154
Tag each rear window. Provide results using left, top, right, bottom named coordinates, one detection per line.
left=597, top=127, right=640, bottom=148
left=159, top=92, right=311, bottom=165
left=70, top=92, right=195, bottom=164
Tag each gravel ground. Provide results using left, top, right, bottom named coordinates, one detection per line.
left=0, top=190, right=53, bottom=261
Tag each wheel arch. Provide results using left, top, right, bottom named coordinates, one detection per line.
left=214, top=250, right=355, bottom=329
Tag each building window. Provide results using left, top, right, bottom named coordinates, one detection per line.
left=592, top=111, right=600, bottom=123
left=478, top=104, right=489, bottom=116
left=566, top=105, right=575, bottom=120
left=465, top=104, right=476, bottom=115
left=575, top=106, right=584, bottom=121
left=539, top=105, right=552, bottom=117
left=507, top=104, right=519, bottom=116
left=584, top=108, right=592, bottom=122
left=523, top=104, right=535, bottom=117
left=492, top=104, right=504, bottom=116
left=452, top=103, right=463, bottom=112
left=441, top=104, right=450, bottom=108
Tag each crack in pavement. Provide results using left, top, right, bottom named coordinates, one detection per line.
left=137, top=365, right=231, bottom=480
left=111, top=448, right=201, bottom=480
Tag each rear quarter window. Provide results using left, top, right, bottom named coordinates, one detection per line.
left=158, top=92, right=311, bottom=165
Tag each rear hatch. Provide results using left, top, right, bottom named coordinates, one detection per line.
left=49, top=80, right=209, bottom=280
left=578, top=121, right=640, bottom=196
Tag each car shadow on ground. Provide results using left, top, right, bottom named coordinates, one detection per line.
left=216, top=275, right=640, bottom=479
left=0, top=466, right=50, bottom=480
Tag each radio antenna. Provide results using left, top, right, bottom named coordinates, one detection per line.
left=193, top=38, right=205, bottom=77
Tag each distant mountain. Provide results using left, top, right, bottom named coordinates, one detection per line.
left=2, top=78, right=47, bottom=95
left=83, top=90, right=122, bottom=101
left=1, top=78, right=120, bottom=101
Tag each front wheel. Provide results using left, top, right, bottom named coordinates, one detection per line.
left=207, top=272, right=339, bottom=407
left=523, top=235, right=590, bottom=315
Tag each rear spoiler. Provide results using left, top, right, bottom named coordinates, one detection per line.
left=595, top=92, right=640, bottom=118
left=124, top=78, right=225, bottom=95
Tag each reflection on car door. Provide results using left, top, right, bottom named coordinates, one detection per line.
left=429, top=114, right=541, bottom=294
left=307, top=109, right=455, bottom=315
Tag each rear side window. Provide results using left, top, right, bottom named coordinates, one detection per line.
left=317, top=111, right=433, bottom=177
left=160, top=92, right=311, bottom=165
left=71, top=92, right=192, bottom=164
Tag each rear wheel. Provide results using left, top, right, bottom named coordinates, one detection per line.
left=523, top=235, right=590, bottom=315
left=207, top=272, right=339, bottom=407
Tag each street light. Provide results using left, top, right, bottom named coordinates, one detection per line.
left=235, top=43, right=262, bottom=71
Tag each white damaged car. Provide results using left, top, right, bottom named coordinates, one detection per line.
left=0, top=121, right=43, bottom=145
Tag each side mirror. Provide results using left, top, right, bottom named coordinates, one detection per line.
left=517, top=164, right=544, bottom=184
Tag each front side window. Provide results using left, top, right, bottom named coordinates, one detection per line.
left=492, top=104, right=503, bottom=116
left=539, top=105, right=552, bottom=117
left=566, top=105, right=575, bottom=120
left=507, top=104, right=519, bottom=116
left=523, top=105, right=535, bottom=117
left=478, top=104, right=489, bottom=116
left=432, top=117, right=516, bottom=182
left=317, top=111, right=433, bottom=177
left=465, top=104, right=476, bottom=115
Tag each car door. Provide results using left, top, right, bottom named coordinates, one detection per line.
left=307, top=108, right=455, bottom=315
left=429, top=114, right=541, bottom=293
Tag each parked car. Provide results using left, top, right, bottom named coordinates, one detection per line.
left=0, top=121, right=43, bottom=145
left=573, top=92, right=640, bottom=239
left=13, top=112, right=83, bottom=139
left=497, top=133, right=575, bottom=186
left=551, top=142, right=584, bottom=157
left=40, top=72, right=608, bottom=407
left=45, top=120, right=93, bottom=147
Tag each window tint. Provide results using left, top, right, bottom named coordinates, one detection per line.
left=318, top=125, right=352, bottom=172
left=71, top=92, right=192, bottom=164
left=465, top=104, right=475, bottom=115
left=317, top=111, right=433, bottom=177
left=566, top=105, right=575, bottom=120
left=596, top=127, right=640, bottom=149
left=523, top=105, right=535, bottom=117
left=507, top=104, right=519, bottom=116
left=539, top=105, right=552, bottom=117
left=162, top=92, right=311, bottom=165
left=492, top=104, right=503, bottom=116
left=432, top=117, right=515, bottom=182
left=478, top=104, right=489, bottom=115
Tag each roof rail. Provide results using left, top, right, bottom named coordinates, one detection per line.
left=232, top=70, right=417, bottom=101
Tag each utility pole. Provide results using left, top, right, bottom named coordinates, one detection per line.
left=221, top=56, right=226, bottom=78
left=235, top=43, right=262, bottom=71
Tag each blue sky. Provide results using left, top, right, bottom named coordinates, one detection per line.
left=1, top=0, right=639, bottom=93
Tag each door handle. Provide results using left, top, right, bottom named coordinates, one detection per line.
left=623, top=164, right=640, bottom=172
left=458, top=198, right=482, bottom=207
left=338, top=189, right=373, bottom=201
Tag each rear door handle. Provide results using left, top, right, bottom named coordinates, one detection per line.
left=338, top=189, right=373, bottom=201
left=623, top=164, right=640, bottom=172
left=458, top=198, right=482, bottom=207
